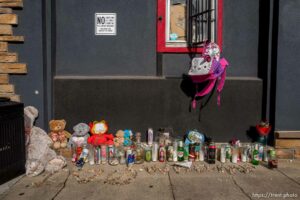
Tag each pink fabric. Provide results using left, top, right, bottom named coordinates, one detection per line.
left=216, top=58, right=229, bottom=105
left=190, top=58, right=229, bottom=109
left=192, top=99, right=197, bottom=109
left=195, top=79, right=217, bottom=98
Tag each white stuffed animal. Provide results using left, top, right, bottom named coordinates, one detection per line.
left=24, top=106, right=66, bottom=176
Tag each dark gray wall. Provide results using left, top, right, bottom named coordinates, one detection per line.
left=54, top=77, right=262, bottom=142
left=55, top=0, right=260, bottom=77
left=52, top=0, right=264, bottom=141
left=55, top=0, right=156, bottom=76
left=163, top=54, right=191, bottom=77
left=10, top=0, right=45, bottom=128
left=6, top=0, right=268, bottom=138
left=222, top=0, right=259, bottom=77
left=164, top=0, right=259, bottom=77
left=275, top=0, right=300, bottom=130
left=7, top=0, right=300, bottom=140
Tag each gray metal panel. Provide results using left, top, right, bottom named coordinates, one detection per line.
left=163, top=54, right=191, bottom=77
left=9, top=1, right=45, bottom=128
left=276, top=0, right=300, bottom=130
left=222, top=0, right=259, bottom=77
left=55, top=0, right=156, bottom=76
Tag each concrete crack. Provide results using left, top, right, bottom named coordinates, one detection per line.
left=51, top=170, right=70, bottom=200
left=0, top=174, right=24, bottom=199
left=275, top=168, right=300, bottom=186
left=231, top=176, right=252, bottom=200
left=167, top=172, right=176, bottom=200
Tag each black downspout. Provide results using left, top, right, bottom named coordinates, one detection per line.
left=42, top=0, right=56, bottom=131
left=258, top=0, right=270, bottom=121
left=268, top=0, right=279, bottom=146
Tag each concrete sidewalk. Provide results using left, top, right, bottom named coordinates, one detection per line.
left=0, top=160, right=300, bottom=200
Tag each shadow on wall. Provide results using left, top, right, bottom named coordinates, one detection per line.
left=180, top=74, right=216, bottom=114
left=180, top=74, right=264, bottom=143
left=257, top=0, right=279, bottom=146
left=247, top=126, right=258, bottom=142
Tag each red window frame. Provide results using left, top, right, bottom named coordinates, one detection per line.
left=157, top=0, right=223, bottom=53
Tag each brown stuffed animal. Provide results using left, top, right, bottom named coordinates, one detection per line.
left=114, top=130, right=125, bottom=147
left=25, top=106, right=67, bottom=176
left=48, top=120, right=71, bottom=149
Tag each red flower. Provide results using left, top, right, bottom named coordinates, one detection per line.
left=256, top=125, right=271, bottom=136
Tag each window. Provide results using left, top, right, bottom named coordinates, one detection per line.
left=157, top=0, right=223, bottom=53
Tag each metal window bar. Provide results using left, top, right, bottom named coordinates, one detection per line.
left=188, top=0, right=216, bottom=47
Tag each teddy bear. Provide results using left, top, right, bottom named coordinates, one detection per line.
left=114, top=130, right=125, bottom=147
left=69, top=123, right=90, bottom=147
left=69, top=123, right=90, bottom=162
left=87, top=120, right=114, bottom=146
left=24, top=106, right=66, bottom=177
left=48, top=119, right=71, bottom=149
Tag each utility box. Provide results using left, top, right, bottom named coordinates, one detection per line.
left=0, top=98, right=25, bottom=184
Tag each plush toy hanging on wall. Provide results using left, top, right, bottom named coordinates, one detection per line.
left=87, top=120, right=114, bottom=146
left=188, top=42, right=229, bottom=109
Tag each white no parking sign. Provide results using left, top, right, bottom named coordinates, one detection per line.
left=95, top=13, right=117, bottom=35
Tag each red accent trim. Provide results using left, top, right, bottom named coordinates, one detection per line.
left=217, top=0, right=223, bottom=52
left=158, top=46, right=204, bottom=53
left=157, top=0, right=223, bottom=53
left=157, top=0, right=166, bottom=52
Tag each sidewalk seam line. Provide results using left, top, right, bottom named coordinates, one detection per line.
left=231, top=176, right=252, bottom=200
left=275, top=168, right=300, bottom=186
left=51, top=169, right=70, bottom=200
left=0, top=174, right=24, bottom=199
left=167, top=172, right=176, bottom=200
